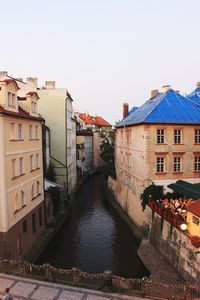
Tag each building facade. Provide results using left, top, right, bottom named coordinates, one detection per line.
left=76, top=131, right=93, bottom=178
left=113, top=85, right=200, bottom=229
left=0, top=79, right=45, bottom=259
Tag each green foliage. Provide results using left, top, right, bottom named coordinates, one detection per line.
left=99, top=131, right=115, bottom=164
left=45, top=162, right=56, bottom=182
left=48, top=186, right=61, bottom=216
left=140, top=184, right=164, bottom=211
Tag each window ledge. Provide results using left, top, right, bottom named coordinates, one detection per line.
left=193, top=171, right=200, bottom=173
left=172, top=172, right=183, bottom=174
left=29, top=138, right=40, bottom=141
left=155, top=172, right=167, bottom=175
left=12, top=173, right=25, bottom=180
left=31, top=193, right=41, bottom=201
left=13, top=204, right=26, bottom=215
left=156, top=143, right=167, bottom=145
left=30, top=168, right=40, bottom=172
left=10, top=138, right=24, bottom=142
left=173, top=143, right=184, bottom=145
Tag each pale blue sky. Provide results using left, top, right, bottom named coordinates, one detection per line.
left=0, top=0, right=199, bottom=124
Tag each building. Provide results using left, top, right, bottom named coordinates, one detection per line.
left=0, top=78, right=45, bottom=259
left=0, top=72, right=77, bottom=195
left=76, top=131, right=93, bottom=178
left=112, top=85, right=200, bottom=229
left=187, top=200, right=200, bottom=237
left=37, top=82, right=77, bottom=193
left=78, top=113, right=112, bottom=132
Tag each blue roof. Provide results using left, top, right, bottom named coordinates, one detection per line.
left=128, top=106, right=138, bottom=115
left=187, top=87, right=200, bottom=105
left=117, top=89, right=200, bottom=127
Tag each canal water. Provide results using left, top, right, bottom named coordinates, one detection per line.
left=37, top=174, right=149, bottom=278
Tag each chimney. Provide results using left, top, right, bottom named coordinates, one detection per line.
left=162, top=85, right=171, bottom=93
left=27, top=77, right=38, bottom=91
left=196, top=82, right=200, bottom=88
left=151, top=89, right=158, bottom=98
left=123, top=103, right=129, bottom=119
left=0, top=71, right=8, bottom=78
left=45, top=81, right=55, bottom=89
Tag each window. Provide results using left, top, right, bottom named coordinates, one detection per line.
left=12, top=159, right=16, bottom=178
left=30, top=155, right=34, bottom=170
left=192, top=216, right=200, bottom=225
left=157, top=129, right=165, bottom=144
left=35, top=126, right=38, bottom=139
left=19, top=157, right=23, bottom=175
left=174, top=157, right=181, bottom=172
left=29, top=125, right=33, bottom=139
left=22, top=220, right=27, bottom=233
left=13, top=193, right=18, bottom=212
left=195, top=129, right=200, bottom=144
left=10, top=123, right=15, bottom=139
left=18, top=124, right=23, bottom=140
left=194, top=156, right=200, bottom=171
left=39, top=207, right=42, bottom=226
left=21, top=191, right=25, bottom=207
left=36, top=181, right=40, bottom=195
left=36, top=154, right=39, bottom=168
left=8, top=92, right=16, bottom=107
left=31, top=101, right=37, bottom=113
left=31, top=183, right=35, bottom=199
left=32, top=213, right=36, bottom=233
left=156, top=157, right=165, bottom=173
left=174, top=129, right=182, bottom=144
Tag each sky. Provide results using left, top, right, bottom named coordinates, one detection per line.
left=0, top=0, right=199, bottom=124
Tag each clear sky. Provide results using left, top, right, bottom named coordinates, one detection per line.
left=0, top=0, right=199, bottom=124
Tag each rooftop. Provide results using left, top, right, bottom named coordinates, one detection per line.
left=117, top=88, right=200, bottom=127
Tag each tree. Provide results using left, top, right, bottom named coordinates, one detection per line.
left=99, top=130, right=116, bottom=179
left=140, top=184, right=164, bottom=211
left=100, top=131, right=114, bottom=164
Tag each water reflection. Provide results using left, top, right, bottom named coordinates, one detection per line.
left=37, top=174, right=149, bottom=278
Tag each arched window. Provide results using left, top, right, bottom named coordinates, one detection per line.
left=31, top=184, right=35, bottom=199
left=21, top=191, right=25, bottom=207
left=36, top=181, right=40, bottom=195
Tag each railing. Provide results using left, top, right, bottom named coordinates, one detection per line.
left=0, top=259, right=200, bottom=299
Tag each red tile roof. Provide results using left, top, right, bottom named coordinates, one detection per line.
left=94, top=116, right=112, bottom=127
left=79, top=113, right=95, bottom=125
left=0, top=105, right=44, bottom=122
left=187, top=200, right=200, bottom=218
left=79, top=113, right=111, bottom=127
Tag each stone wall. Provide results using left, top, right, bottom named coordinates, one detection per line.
left=149, top=212, right=200, bottom=284
left=108, top=176, right=200, bottom=284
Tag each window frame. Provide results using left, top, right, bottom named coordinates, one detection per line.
left=157, top=129, right=165, bottom=144
left=156, top=157, right=165, bottom=173
left=174, top=129, right=182, bottom=144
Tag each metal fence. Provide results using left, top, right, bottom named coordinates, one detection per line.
left=0, top=259, right=199, bottom=299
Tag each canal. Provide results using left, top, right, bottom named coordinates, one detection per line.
left=37, top=174, right=149, bottom=279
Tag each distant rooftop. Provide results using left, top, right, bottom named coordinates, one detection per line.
left=79, top=113, right=112, bottom=127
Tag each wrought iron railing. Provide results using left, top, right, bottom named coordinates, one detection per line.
left=0, top=259, right=199, bottom=299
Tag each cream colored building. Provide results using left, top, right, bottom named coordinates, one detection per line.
left=112, top=86, right=200, bottom=229
left=0, top=78, right=44, bottom=259
left=37, top=82, right=77, bottom=194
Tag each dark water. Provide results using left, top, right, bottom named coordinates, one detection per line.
left=37, top=174, right=149, bottom=278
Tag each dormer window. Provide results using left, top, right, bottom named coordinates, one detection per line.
left=31, top=101, right=37, bottom=113
left=8, top=92, right=16, bottom=108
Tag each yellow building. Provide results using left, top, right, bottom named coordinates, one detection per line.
left=0, top=79, right=45, bottom=259
left=112, top=85, right=200, bottom=229
left=187, top=200, right=200, bottom=237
